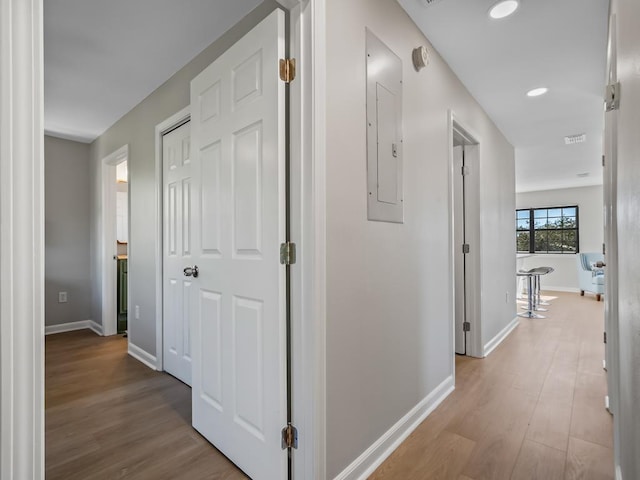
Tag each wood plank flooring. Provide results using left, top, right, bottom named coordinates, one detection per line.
left=370, top=292, right=613, bottom=480
left=47, top=291, right=612, bottom=479
left=45, top=331, right=247, bottom=480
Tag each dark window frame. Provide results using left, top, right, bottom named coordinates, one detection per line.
left=516, top=205, right=580, bottom=254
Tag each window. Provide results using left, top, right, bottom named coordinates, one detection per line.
left=516, top=206, right=579, bottom=254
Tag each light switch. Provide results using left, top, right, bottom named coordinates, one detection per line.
left=58, top=292, right=68, bottom=303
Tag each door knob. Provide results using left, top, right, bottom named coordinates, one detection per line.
left=596, top=261, right=607, bottom=268
left=183, top=266, right=199, bottom=278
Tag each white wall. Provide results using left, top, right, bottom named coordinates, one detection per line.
left=610, top=0, right=640, bottom=478
left=89, top=1, right=280, bottom=355
left=325, top=0, right=515, bottom=476
left=45, top=135, right=92, bottom=326
left=516, top=185, right=603, bottom=291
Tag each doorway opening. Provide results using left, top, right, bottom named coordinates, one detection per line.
left=450, top=115, right=481, bottom=358
left=101, top=145, right=129, bottom=338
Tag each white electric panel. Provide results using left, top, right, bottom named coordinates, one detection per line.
left=366, top=29, right=403, bottom=223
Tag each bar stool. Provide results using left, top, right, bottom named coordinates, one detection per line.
left=529, top=266, right=554, bottom=307
left=517, top=271, right=544, bottom=318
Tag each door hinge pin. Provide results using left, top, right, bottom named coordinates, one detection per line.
left=280, top=242, right=297, bottom=265
left=463, top=322, right=471, bottom=332
left=602, top=155, right=606, bottom=167
left=604, top=331, right=607, bottom=344
left=462, top=244, right=470, bottom=254
left=279, top=58, right=296, bottom=83
left=281, top=424, right=298, bottom=450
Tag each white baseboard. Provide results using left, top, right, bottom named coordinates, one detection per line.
left=45, top=320, right=99, bottom=335
left=616, top=465, right=623, bottom=480
left=333, top=375, right=455, bottom=480
left=484, top=317, right=519, bottom=357
left=542, top=286, right=580, bottom=293
left=128, top=342, right=158, bottom=371
left=88, top=320, right=103, bottom=336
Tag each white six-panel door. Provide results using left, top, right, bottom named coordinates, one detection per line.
left=163, top=121, right=193, bottom=386
left=190, top=10, right=287, bottom=480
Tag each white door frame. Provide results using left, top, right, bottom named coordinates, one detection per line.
left=0, top=0, right=45, bottom=477
left=100, top=145, right=129, bottom=337
left=0, top=0, right=327, bottom=478
left=603, top=10, right=621, bottom=475
left=154, top=106, right=191, bottom=373
left=448, top=111, right=483, bottom=359
left=285, top=1, right=327, bottom=478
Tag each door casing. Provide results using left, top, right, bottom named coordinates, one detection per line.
left=100, top=145, right=129, bottom=338
left=448, top=111, right=483, bottom=360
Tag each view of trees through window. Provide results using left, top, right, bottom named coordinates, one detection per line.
left=516, top=206, right=579, bottom=254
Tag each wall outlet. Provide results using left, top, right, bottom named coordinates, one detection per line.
left=58, top=292, right=68, bottom=303
left=135, top=305, right=140, bottom=320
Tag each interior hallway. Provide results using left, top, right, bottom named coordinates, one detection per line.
left=371, top=291, right=612, bottom=480
left=46, top=292, right=611, bottom=479
left=45, top=331, right=247, bottom=480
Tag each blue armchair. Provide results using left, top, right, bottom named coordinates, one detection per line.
left=576, top=253, right=605, bottom=301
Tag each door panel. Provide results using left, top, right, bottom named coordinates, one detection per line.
left=190, top=10, right=287, bottom=480
left=163, top=120, right=192, bottom=386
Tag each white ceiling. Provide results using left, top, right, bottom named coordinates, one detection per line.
left=44, top=0, right=262, bottom=143
left=398, top=0, right=610, bottom=192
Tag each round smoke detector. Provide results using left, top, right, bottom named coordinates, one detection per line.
left=412, top=46, right=430, bottom=71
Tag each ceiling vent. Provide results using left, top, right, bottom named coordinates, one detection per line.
left=564, top=133, right=587, bottom=145
left=421, top=0, right=446, bottom=7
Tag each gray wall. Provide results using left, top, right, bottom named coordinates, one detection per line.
left=611, top=0, right=640, bottom=477
left=517, top=185, right=604, bottom=291
left=45, top=135, right=92, bottom=326
left=325, top=0, right=515, bottom=476
left=89, top=1, right=280, bottom=355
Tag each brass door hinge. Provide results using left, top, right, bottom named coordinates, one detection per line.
left=281, top=424, right=298, bottom=449
left=279, top=58, right=296, bottom=83
left=280, top=242, right=296, bottom=265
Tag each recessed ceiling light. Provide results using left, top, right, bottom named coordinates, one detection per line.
left=527, top=87, right=548, bottom=97
left=489, top=0, right=519, bottom=19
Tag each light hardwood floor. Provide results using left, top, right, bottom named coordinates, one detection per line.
left=370, top=292, right=613, bottom=480
left=45, top=331, right=247, bottom=479
left=47, top=291, right=612, bottom=479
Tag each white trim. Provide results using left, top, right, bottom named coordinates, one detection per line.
left=333, top=376, right=455, bottom=480
left=100, top=144, right=129, bottom=337
left=154, top=106, right=190, bottom=372
left=44, top=320, right=103, bottom=336
left=89, top=320, right=103, bottom=336
left=128, top=342, right=158, bottom=371
left=0, top=0, right=45, bottom=476
left=616, top=465, right=623, bottom=480
left=483, top=317, right=519, bottom=357
left=310, top=1, right=327, bottom=478
left=284, top=1, right=326, bottom=479
left=448, top=111, right=483, bottom=359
